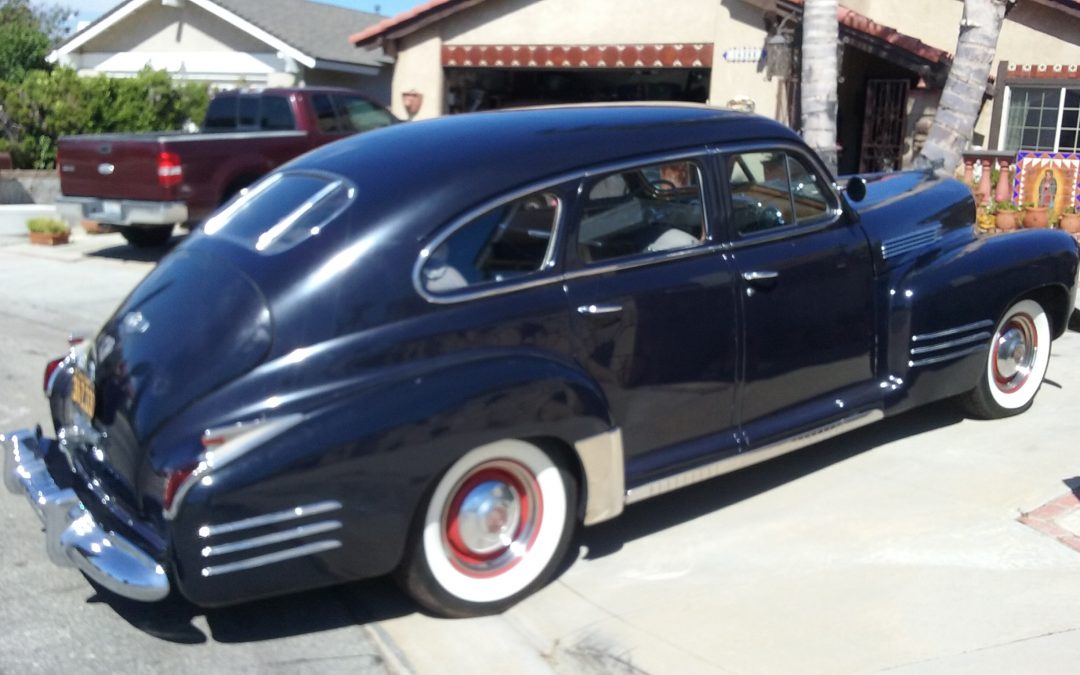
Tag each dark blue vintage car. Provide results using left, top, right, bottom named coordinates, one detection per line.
left=4, top=105, right=1079, bottom=617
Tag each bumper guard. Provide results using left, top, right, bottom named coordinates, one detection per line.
left=3, top=429, right=170, bottom=601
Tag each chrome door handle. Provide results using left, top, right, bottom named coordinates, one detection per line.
left=741, top=270, right=779, bottom=282
left=577, top=303, right=623, bottom=315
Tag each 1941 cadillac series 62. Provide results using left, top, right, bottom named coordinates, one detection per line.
left=4, top=105, right=1079, bottom=617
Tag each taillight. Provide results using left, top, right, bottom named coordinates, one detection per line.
left=43, top=358, right=64, bottom=393
left=157, top=151, right=183, bottom=187
left=163, top=464, right=197, bottom=512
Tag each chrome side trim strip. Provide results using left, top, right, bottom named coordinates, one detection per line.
left=201, top=540, right=342, bottom=577
left=909, top=344, right=986, bottom=368
left=625, top=410, right=884, bottom=504
left=201, top=520, right=342, bottom=558
left=199, top=500, right=342, bottom=538
left=881, top=227, right=941, bottom=259
left=912, top=319, right=994, bottom=342
left=910, top=331, right=992, bottom=355
left=574, top=428, right=625, bottom=525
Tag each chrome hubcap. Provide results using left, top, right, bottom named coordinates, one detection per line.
left=442, top=460, right=542, bottom=576
left=993, top=314, right=1037, bottom=393
left=456, top=480, right=522, bottom=555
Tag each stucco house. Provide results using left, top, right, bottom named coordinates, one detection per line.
left=352, top=0, right=1080, bottom=174
left=49, top=0, right=394, bottom=104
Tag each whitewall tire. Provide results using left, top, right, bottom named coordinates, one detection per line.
left=398, top=439, right=577, bottom=617
left=962, top=298, right=1051, bottom=418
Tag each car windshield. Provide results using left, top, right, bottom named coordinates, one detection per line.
left=203, top=172, right=355, bottom=254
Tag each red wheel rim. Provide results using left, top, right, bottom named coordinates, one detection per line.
left=441, top=460, right=544, bottom=578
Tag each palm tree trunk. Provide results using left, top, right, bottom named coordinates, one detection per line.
left=914, top=0, right=1007, bottom=175
left=800, top=0, right=839, bottom=176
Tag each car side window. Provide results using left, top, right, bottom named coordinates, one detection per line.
left=421, top=191, right=560, bottom=294
left=727, top=151, right=831, bottom=235
left=259, top=96, right=295, bottom=131
left=335, top=95, right=394, bottom=132
left=203, top=96, right=237, bottom=131
left=311, top=94, right=341, bottom=133
left=577, top=160, right=705, bottom=264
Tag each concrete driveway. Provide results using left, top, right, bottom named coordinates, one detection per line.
left=3, top=230, right=1080, bottom=674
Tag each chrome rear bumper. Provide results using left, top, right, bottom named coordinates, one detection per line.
left=55, top=196, right=187, bottom=226
left=3, top=429, right=170, bottom=601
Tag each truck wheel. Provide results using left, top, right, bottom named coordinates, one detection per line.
left=960, top=298, right=1051, bottom=419
left=397, top=439, right=577, bottom=617
left=121, top=225, right=173, bottom=248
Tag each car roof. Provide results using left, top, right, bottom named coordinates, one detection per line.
left=287, top=103, right=804, bottom=238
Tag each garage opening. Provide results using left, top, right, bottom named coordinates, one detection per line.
left=445, top=68, right=710, bottom=113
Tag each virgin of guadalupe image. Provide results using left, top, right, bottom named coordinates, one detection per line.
left=1038, top=169, right=1058, bottom=209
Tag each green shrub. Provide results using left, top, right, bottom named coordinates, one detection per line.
left=0, top=66, right=210, bottom=169
left=26, top=217, right=69, bottom=234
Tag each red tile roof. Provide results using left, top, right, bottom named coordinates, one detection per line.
left=351, top=0, right=478, bottom=46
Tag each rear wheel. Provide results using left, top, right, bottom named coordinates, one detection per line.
left=398, top=439, right=577, bottom=617
left=120, top=225, right=173, bottom=248
left=960, top=298, right=1051, bottom=418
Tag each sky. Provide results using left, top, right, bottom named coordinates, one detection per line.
left=56, top=0, right=427, bottom=28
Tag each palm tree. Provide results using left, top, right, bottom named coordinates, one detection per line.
left=800, top=0, right=839, bottom=176
left=914, top=0, right=1008, bottom=175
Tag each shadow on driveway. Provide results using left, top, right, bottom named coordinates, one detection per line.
left=84, top=232, right=186, bottom=263
left=85, top=404, right=965, bottom=643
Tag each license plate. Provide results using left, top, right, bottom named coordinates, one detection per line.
left=99, top=200, right=122, bottom=219
left=71, top=369, right=96, bottom=419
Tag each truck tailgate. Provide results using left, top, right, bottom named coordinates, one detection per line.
left=58, top=133, right=183, bottom=201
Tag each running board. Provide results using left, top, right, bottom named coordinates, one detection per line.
left=625, top=409, right=884, bottom=504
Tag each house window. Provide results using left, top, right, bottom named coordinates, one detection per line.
left=1003, top=86, right=1080, bottom=153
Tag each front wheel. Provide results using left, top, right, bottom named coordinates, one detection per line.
left=397, top=439, right=577, bottom=617
left=120, top=225, right=173, bottom=248
left=960, top=298, right=1051, bottom=419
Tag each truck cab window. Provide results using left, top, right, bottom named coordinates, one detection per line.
left=259, top=96, right=295, bottom=131
left=203, top=96, right=237, bottom=132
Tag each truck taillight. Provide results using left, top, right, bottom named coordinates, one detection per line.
left=157, top=151, right=183, bottom=187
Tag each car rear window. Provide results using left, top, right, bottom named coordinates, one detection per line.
left=203, top=172, right=355, bottom=254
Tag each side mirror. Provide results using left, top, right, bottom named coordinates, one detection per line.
left=845, top=176, right=867, bottom=203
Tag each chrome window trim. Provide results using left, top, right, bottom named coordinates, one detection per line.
left=413, top=179, right=569, bottom=305
left=574, top=155, right=712, bottom=268
left=714, top=140, right=844, bottom=242
left=413, top=149, right=720, bottom=305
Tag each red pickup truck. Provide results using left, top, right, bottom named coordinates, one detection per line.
left=56, top=87, right=395, bottom=247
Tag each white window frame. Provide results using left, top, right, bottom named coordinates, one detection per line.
left=999, top=84, right=1079, bottom=153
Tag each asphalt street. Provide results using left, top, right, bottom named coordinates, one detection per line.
left=3, top=229, right=1080, bottom=674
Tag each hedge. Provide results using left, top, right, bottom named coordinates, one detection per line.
left=0, top=66, right=210, bottom=169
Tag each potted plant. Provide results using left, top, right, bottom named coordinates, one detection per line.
left=1022, top=201, right=1049, bottom=228
left=1060, top=206, right=1080, bottom=235
left=975, top=202, right=996, bottom=232
left=26, top=217, right=71, bottom=246
left=994, top=201, right=1021, bottom=231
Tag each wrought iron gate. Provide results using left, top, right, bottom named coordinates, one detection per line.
left=859, top=79, right=909, bottom=172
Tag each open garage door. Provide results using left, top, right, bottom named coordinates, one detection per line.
left=443, top=44, right=712, bottom=113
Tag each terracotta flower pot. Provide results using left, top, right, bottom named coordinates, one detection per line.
left=1023, top=206, right=1049, bottom=229
left=995, top=211, right=1020, bottom=231
left=81, top=219, right=108, bottom=235
left=1061, top=213, right=1080, bottom=235
left=29, top=230, right=70, bottom=246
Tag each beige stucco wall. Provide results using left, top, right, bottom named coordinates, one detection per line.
left=81, top=2, right=267, bottom=54
left=842, top=0, right=1080, bottom=147
left=388, top=0, right=781, bottom=120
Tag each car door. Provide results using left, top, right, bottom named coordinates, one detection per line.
left=562, top=155, right=741, bottom=485
left=720, top=147, right=876, bottom=447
